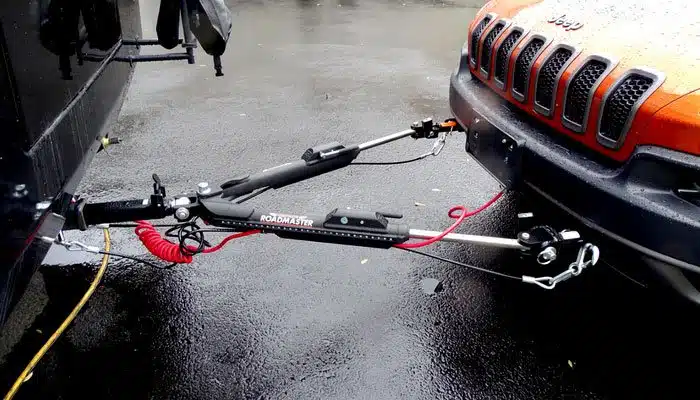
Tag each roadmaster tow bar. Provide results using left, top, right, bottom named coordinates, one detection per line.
left=59, top=118, right=600, bottom=290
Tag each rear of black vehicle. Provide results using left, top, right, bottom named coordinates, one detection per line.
left=0, top=0, right=141, bottom=326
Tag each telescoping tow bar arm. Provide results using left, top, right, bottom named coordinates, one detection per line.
left=60, top=118, right=600, bottom=290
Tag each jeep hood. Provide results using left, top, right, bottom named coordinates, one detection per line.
left=473, top=0, right=700, bottom=158
left=484, top=0, right=700, bottom=98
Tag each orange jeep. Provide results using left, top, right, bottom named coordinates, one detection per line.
left=451, top=0, right=700, bottom=301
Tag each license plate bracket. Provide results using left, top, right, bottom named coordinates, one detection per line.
left=466, top=115, right=524, bottom=189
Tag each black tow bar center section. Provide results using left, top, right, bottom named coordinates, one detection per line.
left=199, top=198, right=410, bottom=249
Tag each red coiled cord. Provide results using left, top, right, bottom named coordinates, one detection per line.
left=135, top=220, right=192, bottom=263
left=394, top=191, right=504, bottom=249
left=134, top=220, right=259, bottom=264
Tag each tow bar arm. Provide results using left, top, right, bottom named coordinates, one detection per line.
left=66, top=117, right=458, bottom=228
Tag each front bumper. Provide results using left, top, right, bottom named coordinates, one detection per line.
left=449, top=68, right=700, bottom=297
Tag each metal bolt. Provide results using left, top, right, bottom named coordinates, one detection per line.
left=501, top=139, right=507, bottom=144
left=537, top=247, right=558, bottom=265
left=175, top=207, right=190, bottom=220
left=197, top=182, right=211, bottom=195
left=521, top=232, right=530, bottom=240
left=340, top=216, right=349, bottom=225
left=12, top=184, right=27, bottom=198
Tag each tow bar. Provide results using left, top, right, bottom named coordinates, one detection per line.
left=54, top=117, right=600, bottom=290
left=9, top=118, right=602, bottom=398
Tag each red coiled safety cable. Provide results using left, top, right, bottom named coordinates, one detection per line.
left=394, top=191, right=504, bottom=249
left=134, top=220, right=259, bottom=264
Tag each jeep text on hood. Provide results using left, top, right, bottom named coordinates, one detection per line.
left=465, top=0, right=700, bottom=162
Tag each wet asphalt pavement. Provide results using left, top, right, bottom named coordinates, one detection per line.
left=2, top=0, right=700, bottom=399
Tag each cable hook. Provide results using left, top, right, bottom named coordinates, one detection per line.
left=431, top=131, right=448, bottom=156
left=570, top=243, right=600, bottom=275
left=523, top=243, right=600, bottom=290
left=40, top=234, right=101, bottom=253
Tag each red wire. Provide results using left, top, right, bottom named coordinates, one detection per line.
left=134, top=220, right=259, bottom=263
left=394, top=190, right=504, bottom=249
left=194, top=230, right=260, bottom=254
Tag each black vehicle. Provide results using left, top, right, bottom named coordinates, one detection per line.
left=0, top=0, right=233, bottom=327
left=0, top=0, right=141, bottom=326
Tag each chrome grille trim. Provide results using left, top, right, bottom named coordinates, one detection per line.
left=533, top=44, right=580, bottom=118
left=469, top=13, right=496, bottom=68
left=596, top=67, right=665, bottom=149
left=561, top=55, right=617, bottom=133
left=510, top=34, right=551, bottom=103
left=478, top=19, right=511, bottom=79
left=493, top=26, right=528, bottom=90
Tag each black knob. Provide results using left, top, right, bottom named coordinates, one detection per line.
left=213, top=55, right=224, bottom=77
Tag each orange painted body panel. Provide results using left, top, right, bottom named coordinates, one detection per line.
left=646, top=90, right=700, bottom=155
left=468, top=0, right=700, bottom=162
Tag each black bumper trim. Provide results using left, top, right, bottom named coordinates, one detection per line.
left=525, top=182, right=700, bottom=276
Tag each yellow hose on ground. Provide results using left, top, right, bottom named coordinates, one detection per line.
left=4, top=228, right=111, bottom=400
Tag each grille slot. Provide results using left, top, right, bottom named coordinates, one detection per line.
left=563, top=59, right=608, bottom=131
left=470, top=16, right=493, bottom=66
left=534, top=47, right=574, bottom=116
left=512, top=37, right=545, bottom=101
left=479, top=21, right=506, bottom=76
left=494, top=29, right=523, bottom=87
left=599, top=73, right=654, bottom=144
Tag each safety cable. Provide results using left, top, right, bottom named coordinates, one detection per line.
left=4, top=228, right=111, bottom=400
left=352, top=128, right=450, bottom=166
left=399, top=248, right=521, bottom=281
left=109, top=222, right=184, bottom=228
left=350, top=154, right=430, bottom=166
left=98, top=250, right=176, bottom=270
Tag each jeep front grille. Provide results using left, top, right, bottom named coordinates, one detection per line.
left=470, top=15, right=492, bottom=66
left=562, top=59, right=608, bottom=132
left=534, top=46, right=574, bottom=116
left=598, top=73, right=654, bottom=145
left=479, top=21, right=506, bottom=77
left=512, top=37, right=545, bottom=102
left=494, top=29, right=523, bottom=88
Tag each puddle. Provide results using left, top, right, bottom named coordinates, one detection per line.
left=420, top=278, right=443, bottom=294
